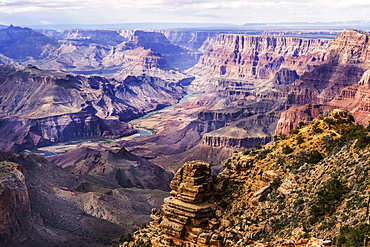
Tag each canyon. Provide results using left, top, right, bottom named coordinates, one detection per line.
left=2, top=24, right=370, bottom=246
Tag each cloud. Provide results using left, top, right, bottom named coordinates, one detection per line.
left=40, top=20, right=52, bottom=25
left=0, top=0, right=369, bottom=26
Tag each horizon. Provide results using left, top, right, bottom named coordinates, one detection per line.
left=1, top=0, right=370, bottom=28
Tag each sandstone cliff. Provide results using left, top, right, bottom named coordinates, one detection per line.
left=189, top=34, right=331, bottom=79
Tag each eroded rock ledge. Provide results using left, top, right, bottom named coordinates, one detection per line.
left=124, top=160, right=225, bottom=246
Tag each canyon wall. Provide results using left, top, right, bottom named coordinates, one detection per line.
left=275, top=30, right=370, bottom=135
left=190, top=34, right=332, bottom=79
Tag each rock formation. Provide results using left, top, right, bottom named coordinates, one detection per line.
left=126, top=160, right=221, bottom=246
left=48, top=146, right=174, bottom=191
left=275, top=42, right=370, bottom=134
left=0, top=160, right=31, bottom=244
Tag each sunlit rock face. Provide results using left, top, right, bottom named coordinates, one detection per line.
left=190, top=34, right=332, bottom=79
left=144, top=160, right=222, bottom=246
left=275, top=30, right=370, bottom=135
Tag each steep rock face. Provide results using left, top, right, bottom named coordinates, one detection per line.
left=0, top=161, right=31, bottom=245
left=276, top=69, right=370, bottom=135
left=120, top=30, right=197, bottom=70
left=190, top=34, right=331, bottom=79
left=132, top=161, right=219, bottom=246
left=282, top=29, right=370, bottom=106
left=275, top=29, right=370, bottom=135
left=272, top=68, right=300, bottom=86
left=0, top=65, right=185, bottom=151
left=202, top=127, right=271, bottom=149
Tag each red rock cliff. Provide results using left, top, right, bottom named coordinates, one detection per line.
left=190, top=34, right=331, bottom=79
left=275, top=30, right=370, bottom=135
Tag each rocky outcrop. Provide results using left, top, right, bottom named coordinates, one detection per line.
left=190, top=34, right=331, bottom=79
left=129, top=111, right=370, bottom=246
left=0, top=161, right=31, bottom=245
left=129, top=160, right=220, bottom=246
left=202, top=127, right=271, bottom=149
left=118, top=30, right=197, bottom=71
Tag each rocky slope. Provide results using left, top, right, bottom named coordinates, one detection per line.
left=0, top=150, right=170, bottom=247
left=0, top=64, right=185, bottom=151
left=48, top=146, right=173, bottom=191
left=123, top=109, right=370, bottom=246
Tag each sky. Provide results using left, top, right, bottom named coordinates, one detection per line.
left=0, top=0, right=370, bottom=26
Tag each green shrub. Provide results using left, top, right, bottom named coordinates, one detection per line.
left=290, top=128, right=299, bottom=135
left=270, top=178, right=282, bottom=190
left=307, top=150, right=323, bottom=164
left=298, top=121, right=305, bottom=128
left=223, top=159, right=232, bottom=169
left=296, top=134, right=304, bottom=144
left=119, top=233, right=133, bottom=242
left=333, top=223, right=370, bottom=247
left=133, top=239, right=151, bottom=247
left=309, top=178, right=349, bottom=224
left=282, top=145, right=294, bottom=154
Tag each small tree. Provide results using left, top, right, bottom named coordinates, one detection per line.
left=282, top=145, right=294, bottom=154
left=307, top=150, right=323, bottom=164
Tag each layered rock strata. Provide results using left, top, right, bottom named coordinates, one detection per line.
left=147, top=160, right=219, bottom=246
left=276, top=69, right=370, bottom=135
left=190, top=34, right=331, bottom=80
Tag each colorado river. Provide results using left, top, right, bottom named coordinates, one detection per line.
left=26, top=86, right=193, bottom=157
